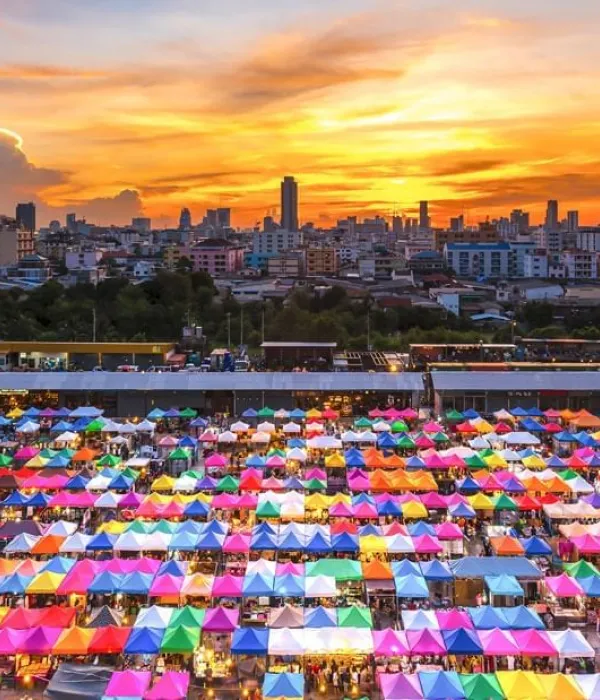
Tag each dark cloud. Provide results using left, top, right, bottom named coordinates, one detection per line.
left=69, top=189, right=144, bottom=225
left=427, top=158, right=508, bottom=178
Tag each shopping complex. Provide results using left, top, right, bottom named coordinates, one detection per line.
left=0, top=347, right=600, bottom=697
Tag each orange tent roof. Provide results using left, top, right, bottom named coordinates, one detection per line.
left=522, top=476, right=549, bottom=494
left=490, top=536, right=525, bottom=555
left=545, top=477, right=572, bottom=494
left=363, top=450, right=387, bottom=468
left=561, top=409, right=579, bottom=421
left=31, top=534, right=66, bottom=555
left=72, top=447, right=97, bottom=462
left=409, top=471, right=438, bottom=491
left=389, top=470, right=413, bottom=490
left=54, top=626, right=95, bottom=655
left=384, top=454, right=406, bottom=469
left=0, top=559, right=20, bottom=576
left=571, top=410, right=600, bottom=428
left=362, top=560, right=393, bottom=580
left=370, top=470, right=394, bottom=491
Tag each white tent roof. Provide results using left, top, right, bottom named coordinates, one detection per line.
left=54, top=431, right=78, bottom=443
left=174, top=475, right=199, bottom=492
left=304, top=575, right=337, bottom=598
left=231, top=421, right=250, bottom=432
left=4, top=533, right=40, bottom=553
left=217, top=430, right=237, bottom=443
left=135, top=605, right=174, bottom=628
left=548, top=629, right=595, bottom=657
left=46, top=520, right=78, bottom=536
left=402, top=609, right=439, bottom=630
left=267, top=628, right=306, bottom=655
left=135, top=419, right=156, bottom=432
left=307, top=436, right=342, bottom=449
left=502, top=431, right=541, bottom=445
left=372, top=421, right=391, bottom=432
left=17, top=421, right=40, bottom=433
left=286, top=447, right=306, bottom=461
left=283, top=423, right=302, bottom=434
left=251, top=431, right=271, bottom=443
left=114, top=531, right=146, bottom=552
left=59, top=532, right=92, bottom=553
left=86, top=475, right=111, bottom=491
left=94, top=491, right=122, bottom=508
left=385, top=535, right=415, bottom=553
left=257, top=421, right=276, bottom=433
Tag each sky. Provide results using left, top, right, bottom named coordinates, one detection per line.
left=2, top=0, right=600, bottom=228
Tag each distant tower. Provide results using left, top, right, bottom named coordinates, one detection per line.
left=281, top=176, right=299, bottom=231
left=567, top=210, right=579, bottom=233
left=419, top=201, right=429, bottom=230
left=16, top=202, right=36, bottom=233
left=179, top=207, right=192, bottom=230
left=545, top=200, right=558, bottom=231
left=66, top=213, right=76, bottom=233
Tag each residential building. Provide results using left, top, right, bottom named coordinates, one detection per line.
left=0, top=216, right=35, bottom=265
left=281, top=176, right=298, bottom=231
left=267, top=252, right=304, bottom=277
left=567, top=210, right=579, bottom=233
left=560, top=250, right=599, bottom=280
left=577, top=227, right=600, bottom=253
left=186, top=239, right=244, bottom=276
left=444, top=242, right=511, bottom=278
left=252, top=229, right=303, bottom=255
left=132, top=260, right=160, bottom=280
left=179, top=208, right=192, bottom=230
left=523, top=251, right=549, bottom=278
left=305, top=248, right=338, bottom=276
left=434, top=227, right=499, bottom=253
left=543, top=229, right=565, bottom=254
left=16, top=202, right=36, bottom=233
left=357, top=254, right=405, bottom=279
left=509, top=241, right=536, bottom=278
left=164, top=244, right=184, bottom=270
left=8, top=254, right=51, bottom=282
left=65, top=249, right=103, bottom=270
left=407, top=250, right=446, bottom=274
left=510, top=209, right=530, bottom=233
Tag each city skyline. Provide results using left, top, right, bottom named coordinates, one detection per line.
left=2, top=0, right=600, bottom=227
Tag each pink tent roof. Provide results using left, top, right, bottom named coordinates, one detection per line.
left=202, top=606, right=239, bottom=632
left=424, top=454, right=448, bottom=469
left=205, top=453, right=227, bottom=467
left=423, top=422, right=444, bottom=433
left=211, top=493, right=237, bottom=508
left=276, top=562, right=304, bottom=576
left=149, top=574, right=184, bottom=597
left=158, top=435, right=179, bottom=447
left=198, top=431, right=218, bottom=442
left=305, top=468, right=326, bottom=480
left=23, top=474, right=68, bottom=489
left=412, top=534, right=443, bottom=554
left=380, top=673, right=423, bottom=700
left=223, top=534, right=251, bottom=553
left=211, top=575, right=244, bottom=597
left=544, top=409, right=563, bottom=418
left=436, top=609, right=474, bottom=630
left=383, top=408, right=404, bottom=420
left=106, top=670, right=152, bottom=697
left=19, top=626, right=63, bottom=654
left=262, top=476, right=284, bottom=490
left=347, top=475, right=370, bottom=491
left=414, top=436, right=435, bottom=449
left=479, top=628, right=520, bottom=656
left=513, top=629, right=557, bottom=656
left=14, top=447, right=39, bottom=460
left=399, top=408, right=418, bottom=419
left=352, top=503, right=378, bottom=518
left=382, top=522, right=409, bottom=536
left=57, top=560, right=103, bottom=595
left=545, top=573, right=585, bottom=597
left=435, top=522, right=463, bottom=540
left=572, top=534, right=600, bottom=554
left=373, top=629, right=410, bottom=656
left=444, top=455, right=466, bottom=468
left=478, top=474, right=505, bottom=491
left=237, top=493, right=258, bottom=509
left=330, top=502, right=353, bottom=517
left=119, top=492, right=142, bottom=508
left=544, top=423, right=562, bottom=433
left=494, top=422, right=512, bottom=434
left=0, top=628, right=27, bottom=655
left=445, top=493, right=468, bottom=506
left=144, top=671, right=190, bottom=700
left=65, top=492, right=97, bottom=508
left=265, top=455, right=286, bottom=468
left=406, top=628, right=446, bottom=655
left=369, top=409, right=385, bottom=418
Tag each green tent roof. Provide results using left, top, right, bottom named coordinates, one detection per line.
left=267, top=448, right=286, bottom=458
left=391, top=421, right=409, bottom=433
left=491, top=493, right=517, bottom=511
left=304, top=478, right=326, bottom=491
left=179, top=407, right=198, bottom=419
left=151, top=520, right=178, bottom=534
left=446, top=409, right=464, bottom=421
left=396, top=436, right=415, bottom=449
left=459, top=673, right=505, bottom=700
left=217, top=475, right=239, bottom=492
left=127, top=520, right=153, bottom=534
left=305, top=559, right=362, bottom=581
left=183, top=470, right=203, bottom=479
left=39, top=448, right=58, bottom=459
left=558, top=469, right=579, bottom=481
left=0, top=454, right=13, bottom=466
left=257, top=406, right=275, bottom=418
left=354, top=417, right=372, bottom=428
left=58, top=448, right=75, bottom=459
left=122, top=467, right=139, bottom=480
left=478, top=448, right=495, bottom=458
left=564, top=560, right=600, bottom=578
left=465, top=455, right=487, bottom=468
left=160, top=625, right=200, bottom=653
left=432, top=432, right=450, bottom=443
left=337, top=606, right=373, bottom=628
left=169, top=606, right=206, bottom=628
left=256, top=500, right=281, bottom=518
left=85, top=418, right=105, bottom=432
left=168, top=448, right=190, bottom=461
left=97, top=454, right=122, bottom=467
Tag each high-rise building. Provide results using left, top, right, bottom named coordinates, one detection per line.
left=0, top=215, right=35, bottom=265
left=449, top=215, right=464, bottom=232
left=567, top=210, right=579, bottom=233
left=66, top=213, right=76, bottom=233
left=16, top=202, right=36, bottom=233
left=419, top=201, right=429, bottom=230
left=179, top=208, right=192, bottom=230
left=263, top=216, right=277, bottom=233
left=216, top=208, right=231, bottom=229
left=545, top=200, right=559, bottom=231
left=281, top=176, right=298, bottom=231
left=392, top=215, right=403, bottom=237
left=206, top=209, right=217, bottom=228
left=132, top=217, right=151, bottom=233
left=510, top=209, right=530, bottom=233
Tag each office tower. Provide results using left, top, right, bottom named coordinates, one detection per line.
left=281, top=176, right=298, bottom=231
left=206, top=209, right=217, bottom=228
left=450, top=215, right=464, bottom=232
left=510, top=209, right=530, bottom=233
left=16, top=202, right=36, bottom=233
left=179, top=207, right=192, bottom=230
left=66, top=213, right=76, bottom=233
left=216, top=208, right=231, bottom=229
left=545, top=200, right=558, bottom=231
left=392, top=215, right=403, bottom=237
left=419, top=201, right=429, bottom=230
left=567, top=210, right=579, bottom=233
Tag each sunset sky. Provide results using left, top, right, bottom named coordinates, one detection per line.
left=2, top=0, right=600, bottom=228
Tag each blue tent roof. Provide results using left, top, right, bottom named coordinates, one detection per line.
left=442, top=628, right=483, bottom=655
left=448, top=502, right=476, bottom=518
left=25, top=492, right=51, bottom=508
left=405, top=456, right=426, bottom=469
left=120, top=571, right=153, bottom=595
left=289, top=408, right=306, bottom=419
left=189, top=417, right=207, bottom=428
left=124, top=626, right=164, bottom=654
left=108, top=474, right=133, bottom=490
left=462, top=409, right=480, bottom=419
left=250, top=532, right=278, bottom=551
left=392, top=559, right=421, bottom=577
left=274, top=574, right=305, bottom=598
left=394, top=574, right=429, bottom=598
left=196, top=531, right=225, bottom=551
left=468, top=606, right=509, bottom=629
left=502, top=476, right=526, bottom=493
left=377, top=500, right=402, bottom=516
left=40, top=556, right=75, bottom=574
left=331, top=532, right=359, bottom=552
left=484, top=574, right=524, bottom=597
left=89, top=571, right=123, bottom=594
left=175, top=520, right=204, bottom=535
left=509, top=406, right=529, bottom=417
left=54, top=407, right=71, bottom=417
left=528, top=406, right=544, bottom=416
left=163, top=408, right=180, bottom=418
left=457, top=476, right=481, bottom=492
left=1, top=491, right=29, bottom=506
left=178, top=435, right=197, bottom=448
left=409, top=521, right=436, bottom=537
left=450, top=556, right=542, bottom=579
left=146, top=408, right=165, bottom=419
left=579, top=576, right=600, bottom=597
left=231, top=627, right=269, bottom=655
left=546, top=455, right=567, bottom=468
left=284, top=476, right=304, bottom=490
left=0, top=416, right=12, bottom=426
left=86, top=532, right=117, bottom=551
left=419, top=671, right=465, bottom=700
left=45, top=455, right=71, bottom=468
left=246, top=454, right=266, bottom=468
left=253, top=521, right=277, bottom=536
left=71, top=417, right=92, bottom=431
left=196, top=476, right=217, bottom=490
left=587, top=455, right=600, bottom=468
left=158, top=560, right=187, bottom=576
left=0, top=572, right=33, bottom=594
left=241, top=408, right=258, bottom=418
left=306, top=532, right=332, bottom=553
left=263, top=672, right=304, bottom=699
left=555, top=431, right=578, bottom=442
left=501, top=605, right=545, bottom=630
left=183, top=500, right=210, bottom=517
left=377, top=432, right=397, bottom=448
left=243, top=573, right=274, bottom=597
left=520, top=418, right=544, bottom=432
left=420, top=559, right=453, bottom=581
left=305, top=605, right=337, bottom=628
left=276, top=531, right=305, bottom=551
left=358, top=523, right=382, bottom=536
left=353, top=493, right=375, bottom=505
left=23, top=407, right=40, bottom=417
left=521, top=536, right=552, bottom=556
left=287, top=438, right=305, bottom=448
left=50, top=421, right=73, bottom=433
left=168, top=531, right=200, bottom=551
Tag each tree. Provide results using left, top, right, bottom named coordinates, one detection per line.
left=175, top=256, right=193, bottom=273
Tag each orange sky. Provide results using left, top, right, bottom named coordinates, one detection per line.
left=2, top=0, right=600, bottom=228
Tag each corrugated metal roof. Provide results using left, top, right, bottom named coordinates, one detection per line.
left=450, top=556, right=541, bottom=579
left=432, top=370, right=600, bottom=392
left=0, top=372, right=424, bottom=393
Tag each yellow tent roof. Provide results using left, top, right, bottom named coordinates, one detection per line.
left=522, top=455, right=546, bottom=469
left=7, top=407, right=24, bottom=419
left=146, top=492, right=170, bottom=504
left=173, top=493, right=195, bottom=505
left=306, top=408, right=322, bottom=418
left=324, top=453, right=346, bottom=468
left=359, top=535, right=388, bottom=553
left=151, top=474, right=176, bottom=491
left=468, top=493, right=495, bottom=510
left=330, top=492, right=351, bottom=505
left=196, top=493, right=212, bottom=504
left=402, top=501, right=428, bottom=518
left=539, top=674, right=585, bottom=700
left=475, top=420, right=494, bottom=434
left=305, top=493, right=331, bottom=509
left=497, top=671, right=545, bottom=700
left=484, top=453, right=507, bottom=468
left=25, top=455, right=49, bottom=468
left=26, top=571, right=65, bottom=594
left=98, top=520, right=127, bottom=534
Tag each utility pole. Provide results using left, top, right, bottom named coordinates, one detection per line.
left=92, top=307, right=97, bottom=343
left=227, top=313, right=231, bottom=349
left=261, top=306, right=265, bottom=344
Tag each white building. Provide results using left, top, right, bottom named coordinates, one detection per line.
left=576, top=228, right=600, bottom=253
left=252, top=230, right=303, bottom=255
left=560, top=250, right=599, bottom=279
left=523, top=252, right=549, bottom=278
left=65, top=249, right=103, bottom=269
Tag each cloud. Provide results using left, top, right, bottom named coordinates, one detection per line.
left=68, top=189, right=144, bottom=225
left=0, top=63, right=107, bottom=79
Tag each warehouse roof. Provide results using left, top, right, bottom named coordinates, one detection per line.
left=431, top=370, right=600, bottom=392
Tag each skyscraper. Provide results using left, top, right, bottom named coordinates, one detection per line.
left=567, top=210, right=579, bottom=232
left=179, top=208, right=192, bottom=230
left=281, top=176, right=298, bottom=231
left=545, top=200, right=558, bottom=231
left=66, top=213, right=76, bottom=233
left=216, top=208, right=231, bottom=229
left=419, top=201, right=429, bottom=230
left=16, top=202, right=36, bottom=233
